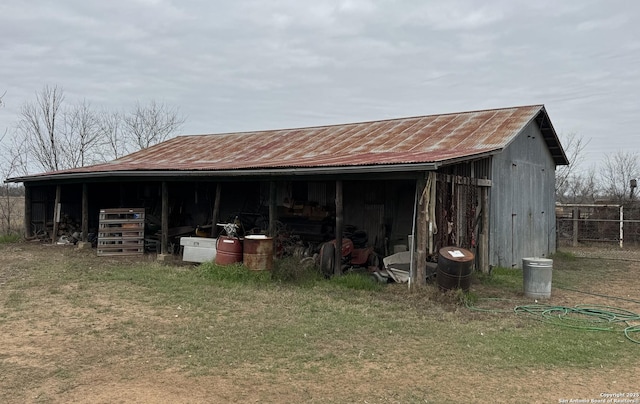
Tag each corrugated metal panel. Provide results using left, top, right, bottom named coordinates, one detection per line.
left=473, top=158, right=492, bottom=180
left=14, top=105, right=563, bottom=181
left=29, top=186, right=51, bottom=232
left=113, top=105, right=541, bottom=170
left=363, top=203, right=385, bottom=251
left=307, top=182, right=327, bottom=206
left=489, top=123, right=557, bottom=268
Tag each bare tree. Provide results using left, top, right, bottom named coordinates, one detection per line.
left=15, top=88, right=188, bottom=173
left=558, top=167, right=599, bottom=203
left=122, top=100, right=185, bottom=150
left=96, top=110, right=128, bottom=161
left=61, top=99, right=101, bottom=168
left=600, top=150, right=640, bottom=204
left=17, top=85, right=65, bottom=172
left=0, top=130, right=28, bottom=235
left=1, top=90, right=27, bottom=235
left=555, top=133, right=591, bottom=201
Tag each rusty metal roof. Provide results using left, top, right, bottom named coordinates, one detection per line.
left=9, top=105, right=568, bottom=182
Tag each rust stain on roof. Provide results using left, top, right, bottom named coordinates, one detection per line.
left=32, top=105, right=563, bottom=177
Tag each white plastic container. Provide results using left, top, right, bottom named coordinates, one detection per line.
left=180, top=237, right=217, bottom=263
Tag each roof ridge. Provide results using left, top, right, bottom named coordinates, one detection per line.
left=185, top=104, right=544, bottom=137
left=8, top=104, right=567, bottom=183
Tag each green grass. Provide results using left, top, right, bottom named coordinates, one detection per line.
left=2, top=243, right=640, bottom=402
left=476, top=253, right=624, bottom=294
left=328, top=272, right=383, bottom=291
left=4, top=291, right=28, bottom=309
left=550, top=250, right=628, bottom=289
left=0, top=234, right=21, bottom=243
left=467, top=251, right=640, bottom=363
left=198, top=261, right=272, bottom=285
left=62, top=258, right=636, bottom=372
left=477, top=266, right=522, bottom=291
left=270, top=256, right=324, bottom=284
left=456, top=322, right=631, bottom=367
left=550, top=250, right=578, bottom=261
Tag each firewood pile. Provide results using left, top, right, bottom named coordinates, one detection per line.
left=28, top=214, right=90, bottom=244
left=54, top=214, right=82, bottom=237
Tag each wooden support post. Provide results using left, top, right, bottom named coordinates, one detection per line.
left=161, top=181, right=169, bottom=256
left=24, top=185, right=32, bottom=238
left=414, top=177, right=428, bottom=288
left=51, top=185, right=61, bottom=244
left=335, top=180, right=343, bottom=276
left=572, top=207, right=579, bottom=247
left=479, top=184, right=490, bottom=273
left=81, top=183, right=89, bottom=242
left=211, top=183, right=222, bottom=237
left=269, top=181, right=277, bottom=237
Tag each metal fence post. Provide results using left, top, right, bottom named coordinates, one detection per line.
left=620, top=205, right=624, bottom=248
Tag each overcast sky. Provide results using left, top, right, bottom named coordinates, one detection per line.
left=1, top=0, right=638, bottom=171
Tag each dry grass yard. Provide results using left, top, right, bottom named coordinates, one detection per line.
left=0, top=196, right=24, bottom=236
left=0, top=242, right=639, bottom=403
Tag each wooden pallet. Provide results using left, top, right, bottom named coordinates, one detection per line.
left=97, top=208, right=145, bottom=256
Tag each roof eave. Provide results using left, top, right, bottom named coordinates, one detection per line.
left=433, top=150, right=500, bottom=168
left=536, top=106, right=569, bottom=166
left=6, top=162, right=441, bottom=183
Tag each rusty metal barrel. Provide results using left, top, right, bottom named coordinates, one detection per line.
left=215, top=236, right=243, bottom=265
left=243, top=235, right=274, bottom=271
left=437, top=246, right=474, bottom=292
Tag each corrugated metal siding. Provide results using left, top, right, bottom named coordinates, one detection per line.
left=30, top=187, right=50, bottom=232
left=308, top=182, right=328, bottom=207
left=437, top=156, right=492, bottom=180
left=363, top=203, right=386, bottom=251
left=342, top=181, right=387, bottom=248
left=473, top=158, right=492, bottom=180
left=490, top=123, right=557, bottom=268
left=29, top=106, right=554, bottom=178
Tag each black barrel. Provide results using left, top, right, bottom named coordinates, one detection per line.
left=437, top=247, right=474, bottom=292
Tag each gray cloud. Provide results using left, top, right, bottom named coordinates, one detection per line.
left=1, top=0, right=638, bottom=171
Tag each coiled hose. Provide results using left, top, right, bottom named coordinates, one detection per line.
left=467, top=298, right=640, bottom=344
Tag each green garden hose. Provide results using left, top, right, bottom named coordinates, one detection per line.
left=467, top=299, right=640, bottom=344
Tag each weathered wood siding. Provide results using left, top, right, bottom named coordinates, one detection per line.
left=490, top=123, right=557, bottom=268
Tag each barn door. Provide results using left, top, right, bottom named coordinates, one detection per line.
left=511, top=161, right=545, bottom=267
left=510, top=163, right=517, bottom=267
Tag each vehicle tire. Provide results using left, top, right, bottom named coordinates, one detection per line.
left=319, top=243, right=335, bottom=278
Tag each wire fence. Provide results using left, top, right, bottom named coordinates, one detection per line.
left=556, top=203, right=640, bottom=247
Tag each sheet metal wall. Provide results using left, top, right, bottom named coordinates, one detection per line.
left=342, top=180, right=415, bottom=254
left=489, top=123, right=557, bottom=268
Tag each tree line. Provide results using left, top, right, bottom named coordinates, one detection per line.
left=1, top=84, right=185, bottom=179
left=556, top=133, right=640, bottom=206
